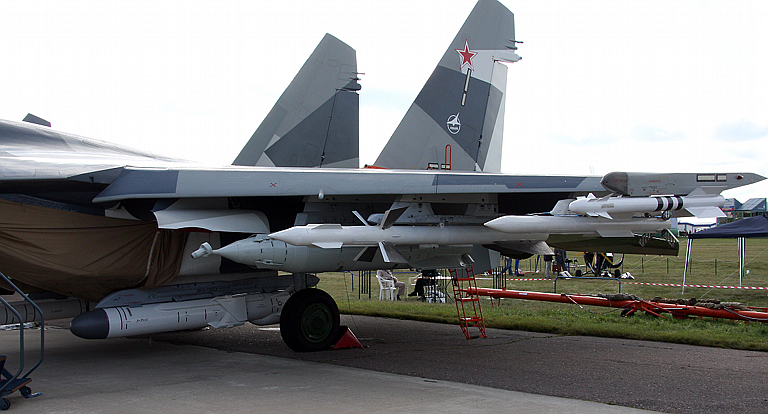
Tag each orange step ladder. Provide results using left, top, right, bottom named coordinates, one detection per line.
left=449, top=266, right=487, bottom=339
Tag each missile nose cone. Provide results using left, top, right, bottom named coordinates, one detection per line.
left=483, top=216, right=511, bottom=232
left=601, top=172, right=629, bottom=195
left=269, top=228, right=296, bottom=244
left=70, top=309, right=109, bottom=339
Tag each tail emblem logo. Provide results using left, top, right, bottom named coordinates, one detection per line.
left=456, top=40, right=478, bottom=70
left=447, top=113, right=461, bottom=134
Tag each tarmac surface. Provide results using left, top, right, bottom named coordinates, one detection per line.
left=1, top=315, right=766, bottom=413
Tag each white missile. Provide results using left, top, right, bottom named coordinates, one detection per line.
left=269, top=206, right=550, bottom=263
left=70, top=292, right=289, bottom=339
left=269, top=223, right=548, bottom=250
left=271, top=216, right=669, bottom=251
left=568, top=190, right=726, bottom=219
left=269, top=204, right=669, bottom=263
left=483, top=215, right=670, bottom=238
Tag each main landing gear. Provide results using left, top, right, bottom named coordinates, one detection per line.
left=583, top=252, right=624, bottom=277
left=279, top=288, right=340, bottom=352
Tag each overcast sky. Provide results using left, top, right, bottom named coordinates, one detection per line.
left=1, top=0, right=767, bottom=203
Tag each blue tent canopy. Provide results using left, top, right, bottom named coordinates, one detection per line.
left=689, top=215, right=768, bottom=239
left=683, top=215, right=768, bottom=291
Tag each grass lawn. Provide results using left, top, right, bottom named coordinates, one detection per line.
left=315, top=237, right=768, bottom=351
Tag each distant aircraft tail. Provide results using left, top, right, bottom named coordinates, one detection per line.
left=374, top=0, right=520, bottom=172
left=233, top=34, right=360, bottom=168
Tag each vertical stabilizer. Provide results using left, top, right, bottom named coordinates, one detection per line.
left=374, top=0, right=520, bottom=172
left=233, top=34, right=360, bottom=168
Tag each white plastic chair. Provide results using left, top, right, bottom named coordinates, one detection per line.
left=376, top=275, right=397, bottom=300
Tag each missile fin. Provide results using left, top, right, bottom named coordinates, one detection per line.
left=597, top=229, right=635, bottom=238
left=312, top=242, right=343, bottom=249
left=597, top=212, right=613, bottom=219
left=209, top=295, right=248, bottom=328
left=688, top=187, right=721, bottom=196
left=685, top=206, right=726, bottom=218
left=379, top=242, right=409, bottom=263
left=550, top=199, right=575, bottom=216
left=354, top=246, right=378, bottom=262
left=380, top=206, right=409, bottom=230
left=352, top=211, right=372, bottom=226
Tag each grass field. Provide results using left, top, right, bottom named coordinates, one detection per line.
left=315, top=237, right=768, bottom=351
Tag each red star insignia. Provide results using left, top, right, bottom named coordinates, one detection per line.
left=456, top=40, right=478, bottom=70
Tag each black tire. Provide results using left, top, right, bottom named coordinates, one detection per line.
left=0, top=398, right=10, bottom=411
left=620, top=308, right=632, bottom=317
left=19, top=386, right=31, bottom=398
left=280, top=288, right=340, bottom=352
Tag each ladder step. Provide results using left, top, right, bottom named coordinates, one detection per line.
left=452, top=265, right=485, bottom=340
left=460, top=317, right=483, bottom=322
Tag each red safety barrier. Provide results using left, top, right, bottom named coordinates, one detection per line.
left=468, top=288, right=768, bottom=322
left=627, top=282, right=768, bottom=290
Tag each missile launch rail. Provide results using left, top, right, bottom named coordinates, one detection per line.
left=0, top=271, right=44, bottom=410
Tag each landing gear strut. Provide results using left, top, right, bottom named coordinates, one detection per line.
left=583, top=252, right=624, bottom=276
left=279, top=289, right=340, bottom=352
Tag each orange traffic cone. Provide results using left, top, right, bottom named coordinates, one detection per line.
left=331, top=325, right=365, bottom=350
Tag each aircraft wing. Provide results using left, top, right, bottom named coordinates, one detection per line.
left=92, top=167, right=609, bottom=202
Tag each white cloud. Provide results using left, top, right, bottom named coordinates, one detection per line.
left=714, top=120, right=768, bottom=142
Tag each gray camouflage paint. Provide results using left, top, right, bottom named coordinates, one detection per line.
left=233, top=34, right=360, bottom=168
left=375, top=0, right=520, bottom=172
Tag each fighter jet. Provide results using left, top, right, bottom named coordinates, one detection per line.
left=0, top=0, right=763, bottom=353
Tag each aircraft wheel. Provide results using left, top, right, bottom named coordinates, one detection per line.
left=280, top=288, right=340, bottom=352
left=0, top=398, right=10, bottom=411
